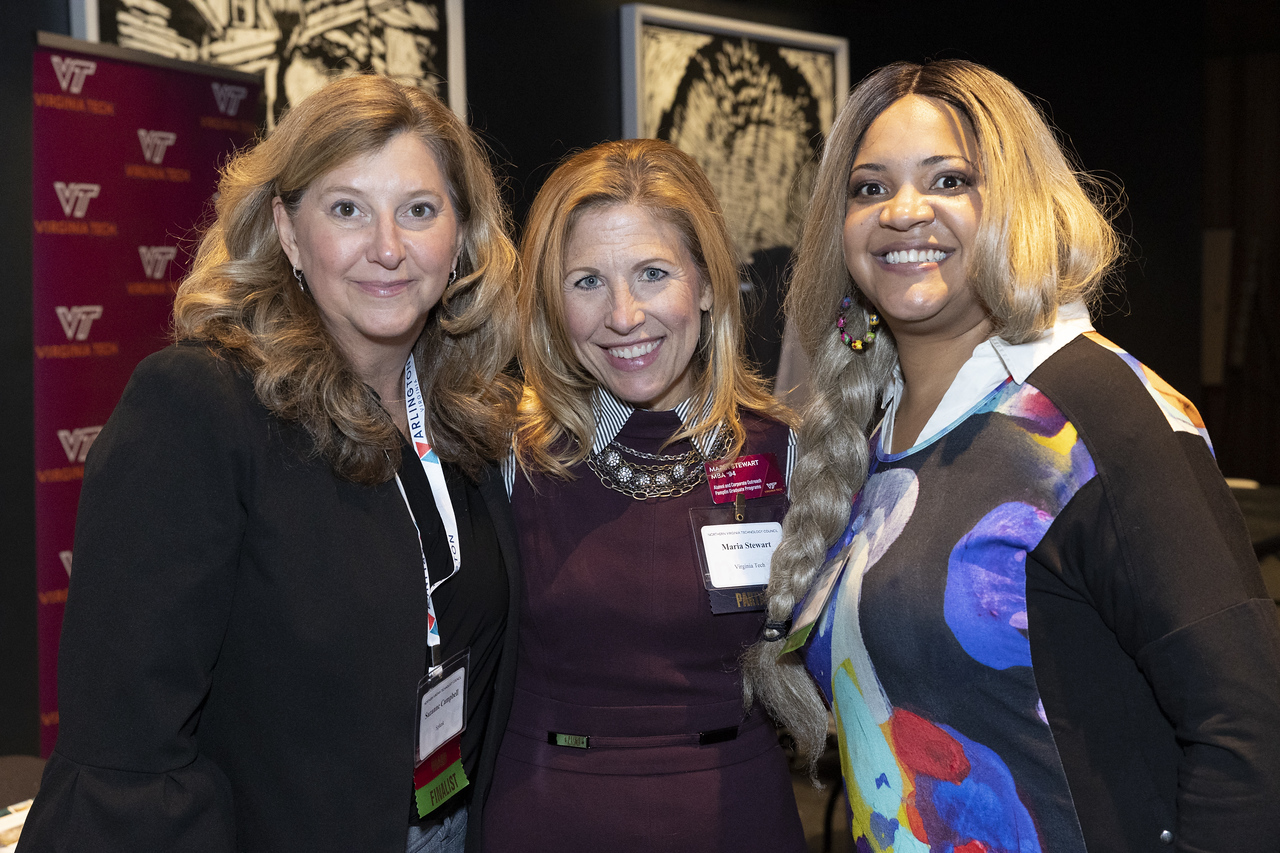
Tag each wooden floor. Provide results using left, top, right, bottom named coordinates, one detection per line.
left=791, top=769, right=852, bottom=853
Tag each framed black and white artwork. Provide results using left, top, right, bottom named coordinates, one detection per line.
left=621, top=4, right=848, bottom=377
left=71, top=0, right=466, bottom=127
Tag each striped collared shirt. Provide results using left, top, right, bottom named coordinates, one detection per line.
left=503, top=387, right=795, bottom=497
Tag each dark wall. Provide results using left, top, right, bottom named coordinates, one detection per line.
left=467, top=0, right=852, bottom=228
left=467, top=0, right=1205, bottom=405
left=1202, top=1, right=1280, bottom=484
left=0, top=1, right=70, bottom=757
left=837, top=1, right=1205, bottom=411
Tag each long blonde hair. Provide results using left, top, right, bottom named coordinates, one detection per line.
left=174, top=74, right=518, bottom=483
left=515, top=138, right=784, bottom=476
left=744, top=60, right=1122, bottom=766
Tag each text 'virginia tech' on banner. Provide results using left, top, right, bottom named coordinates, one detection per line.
left=31, top=32, right=260, bottom=756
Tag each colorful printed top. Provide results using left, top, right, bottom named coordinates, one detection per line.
left=800, top=316, right=1280, bottom=853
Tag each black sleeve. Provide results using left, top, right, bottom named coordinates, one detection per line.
left=21, top=345, right=250, bottom=852
left=1037, top=339, right=1280, bottom=853
left=464, top=462, right=522, bottom=853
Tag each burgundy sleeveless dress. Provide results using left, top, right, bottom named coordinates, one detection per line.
left=481, top=408, right=805, bottom=852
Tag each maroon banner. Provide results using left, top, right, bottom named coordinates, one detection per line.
left=31, top=34, right=259, bottom=756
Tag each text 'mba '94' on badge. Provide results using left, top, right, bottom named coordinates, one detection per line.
left=704, top=453, right=785, bottom=504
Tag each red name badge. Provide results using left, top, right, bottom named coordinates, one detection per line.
left=704, top=453, right=786, bottom=504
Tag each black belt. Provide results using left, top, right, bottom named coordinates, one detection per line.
left=547, top=725, right=739, bottom=749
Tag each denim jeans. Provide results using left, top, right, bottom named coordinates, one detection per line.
left=406, top=805, right=467, bottom=853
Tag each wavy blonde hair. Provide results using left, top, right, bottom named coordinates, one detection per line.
left=515, top=138, right=784, bottom=477
left=173, top=74, right=518, bottom=483
left=744, top=60, right=1122, bottom=766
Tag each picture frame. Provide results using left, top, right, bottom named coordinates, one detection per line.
left=70, top=0, right=467, bottom=126
left=621, top=5, right=848, bottom=141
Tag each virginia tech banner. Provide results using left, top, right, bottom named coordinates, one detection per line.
left=31, top=33, right=259, bottom=756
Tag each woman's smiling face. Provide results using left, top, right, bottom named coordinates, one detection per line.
left=842, top=94, right=987, bottom=341
left=560, top=203, right=711, bottom=411
left=273, top=132, right=460, bottom=369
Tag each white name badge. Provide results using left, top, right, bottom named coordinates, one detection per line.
left=417, top=659, right=467, bottom=764
left=699, top=521, right=782, bottom=588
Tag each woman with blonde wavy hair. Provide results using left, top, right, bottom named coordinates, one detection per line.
left=480, top=138, right=805, bottom=852
left=747, top=60, right=1280, bottom=852
left=23, top=74, right=522, bottom=853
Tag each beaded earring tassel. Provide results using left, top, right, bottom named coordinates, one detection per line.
left=836, top=296, right=880, bottom=352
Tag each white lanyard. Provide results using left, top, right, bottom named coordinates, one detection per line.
left=393, top=354, right=461, bottom=671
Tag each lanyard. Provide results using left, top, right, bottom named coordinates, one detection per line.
left=393, top=354, right=461, bottom=673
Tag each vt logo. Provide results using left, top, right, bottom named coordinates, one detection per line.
left=59, top=551, right=73, bottom=577
left=138, top=245, right=178, bottom=280
left=56, top=305, right=103, bottom=341
left=50, top=55, right=96, bottom=94
left=57, top=426, right=103, bottom=463
left=211, top=82, right=248, bottom=116
left=137, top=129, right=177, bottom=164
left=54, top=182, right=100, bottom=218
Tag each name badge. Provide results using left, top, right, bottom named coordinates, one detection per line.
left=780, top=539, right=856, bottom=655
left=699, top=521, right=781, bottom=588
left=689, top=501, right=785, bottom=614
left=414, top=649, right=469, bottom=817
left=704, top=453, right=785, bottom=504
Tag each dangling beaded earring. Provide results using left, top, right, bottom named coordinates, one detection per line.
left=836, top=296, right=880, bottom=352
left=292, top=266, right=306, bottom=293
left=447, top=266, right=458, bottom=285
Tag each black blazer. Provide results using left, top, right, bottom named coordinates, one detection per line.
left=21, top=343, right=521, bottom=853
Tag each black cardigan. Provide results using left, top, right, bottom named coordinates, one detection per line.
left=21, top=343, right=521, bottom=853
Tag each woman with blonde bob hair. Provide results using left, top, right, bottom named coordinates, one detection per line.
left=748, top=60, right=1280, bottom=852
left=481, top=138, right=805, bottom=852
left=24, top=75, right=523, bottom=853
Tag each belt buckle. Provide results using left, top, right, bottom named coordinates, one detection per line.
left=547, top=731, right=590, bottom=749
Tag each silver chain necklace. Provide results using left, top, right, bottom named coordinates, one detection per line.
left=587, top=427, right=732, bottom=501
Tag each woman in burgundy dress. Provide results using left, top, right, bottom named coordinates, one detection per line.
left=481, top=139, right=806, bottom=851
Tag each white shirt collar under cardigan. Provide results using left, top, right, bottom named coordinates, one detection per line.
left=589, top=387, right=720, bottom=455
left=879, top=301, right=1095, bottom=453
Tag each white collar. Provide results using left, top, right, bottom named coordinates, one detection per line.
left=880, top=302, right=1094, bottom=452
left=591, top=387, right=719, bottom=456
